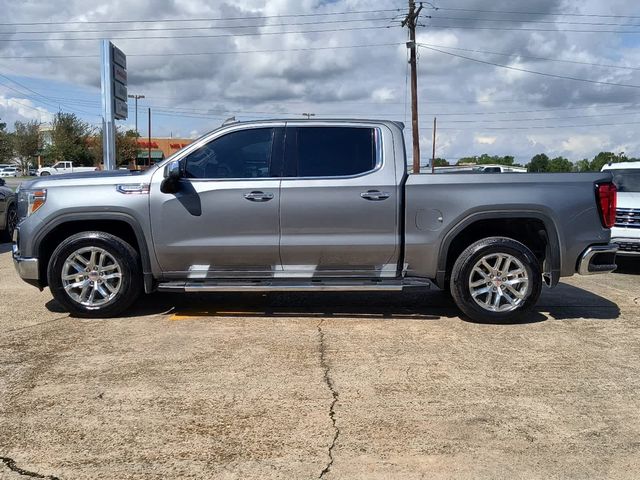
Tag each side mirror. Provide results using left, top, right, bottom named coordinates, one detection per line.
left=160, top=160, right=181, bottom=194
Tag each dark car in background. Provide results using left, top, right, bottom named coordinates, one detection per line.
left=0, top=178, right=17, bottom=242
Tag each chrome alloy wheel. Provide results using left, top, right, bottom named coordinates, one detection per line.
left=61, top=247, right=122, bottom=307
left=468, top=253, right=530, bottom=313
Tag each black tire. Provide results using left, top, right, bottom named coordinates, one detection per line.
left=2, top=203, right=17, bottom=242
left=40, top=171, right=50, bottom=176
left=47, top=231, right=142, bottom=318
left=450, top=237, right=542, bottom=323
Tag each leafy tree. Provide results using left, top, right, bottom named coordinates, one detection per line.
left=13, top=120, right=41, bottom=174
left=90, top=127, right=140, bottom=167
left=457, top=154, right=515, bottom=166
left=433, top=158, right=449, bottom=167
left=589, top=152, right=628, bottom=172
left=527, top=153, right=550, bottom=172
left=574, top=159, right=591, bottom=172
left=548, top=156, right=574, bottom=173
left=0, top=118, right=13, bottom=164
left=43, top=112, right=94, bottom=166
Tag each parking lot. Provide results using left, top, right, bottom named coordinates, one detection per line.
left=1, top=244, right=639, bottom=479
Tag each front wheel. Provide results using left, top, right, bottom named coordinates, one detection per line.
left=40, top=171, right=50, bottom=176
left=450, top=237, right=542, bottom=323
left=47, top=231, right=142, bottom=317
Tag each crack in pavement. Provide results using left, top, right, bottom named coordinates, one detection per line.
left=317, top=319, right=339, bottom=479
left=0, top=457, right=60, bottom=480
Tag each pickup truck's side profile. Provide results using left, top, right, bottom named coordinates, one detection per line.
left=13, top=120, right=618, bottom=322
left=38, top=161, right=96, bottom=176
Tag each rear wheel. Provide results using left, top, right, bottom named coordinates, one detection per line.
left=40, top=171, right=50, bottom=176
left=47, top=231, right=142, bottom=317
left=450, top=237, right=542, bottom=323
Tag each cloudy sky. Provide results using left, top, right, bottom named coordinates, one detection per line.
left=1, top=0, right=640, bottom=164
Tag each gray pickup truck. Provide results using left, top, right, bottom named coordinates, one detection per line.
left=12, top=119, right=618, bottom=322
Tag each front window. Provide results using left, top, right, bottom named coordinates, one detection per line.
left=610, top=169, right=640, bottom=192
left=184, top=128, right=275, bottom=179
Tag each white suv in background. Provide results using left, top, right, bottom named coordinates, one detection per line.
left=603, top=161, right=640, bottom=256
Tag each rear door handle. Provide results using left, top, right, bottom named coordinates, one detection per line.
left=244, top=191, right=274, bottom=202
left=361, top=190, right=390, bottom=201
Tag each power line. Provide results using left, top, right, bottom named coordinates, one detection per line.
left=430, top=7, right=640, bottom=20
left=0, top=24, right=396, bottom=42
left=417, top=44, right=640, bottom=89
left=418, top=43, right=640, bottom=71
left=430, top=14, right=640, bottom=27
left=420, top=120, right=640, bottom=131
left=0, top=16, right=396, bottom=35
left=0, top=42, right=402, bottom=59
left=422, top=24, right=640, bottom=34
left=0, top=8, right=402, bottom=26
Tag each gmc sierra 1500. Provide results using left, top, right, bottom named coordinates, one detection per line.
left=12, top=120, right=618, bottom=322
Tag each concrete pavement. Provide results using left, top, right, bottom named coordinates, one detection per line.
left=1, top=246, right=639, bottom=479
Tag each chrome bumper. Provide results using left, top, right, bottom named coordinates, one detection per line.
left=612, top=238, right=640, bottom=256
left=13, top=255, right=39, bottom=280
left=12, top=227, right=40, bottom=282
left=577, top=244, right=618, bottom=275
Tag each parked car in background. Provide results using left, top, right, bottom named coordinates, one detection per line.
left=603, top=161, right=640, bottom=257
left=0, top=178, right=17, bottom=241
left=13, top=119, right=618, bottom=322
left=0, top=166, right=19, bottom=177
left=28, top=168, right=38, bottom=176
left=38, top=161, right=97, bottom=176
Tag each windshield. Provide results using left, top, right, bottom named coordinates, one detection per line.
left=610, top=169, right=640, bottom=192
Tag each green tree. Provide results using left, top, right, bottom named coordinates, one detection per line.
left=574, top=159, right=591, bottom=172
left=527, top=153, right=550, bottom=172
left=90, top=127, right=140, bottom=167
left=0, top=118, right=13, bottom=164
left=589, top=152, right=629, bottom=172
left=433, top=158, right=449, bottom=167
left=43, top=112, right=94, bottom=166
left=13, top=120, right=41, bottom=174
left=457, top=154, right=515, bottom=166
left=548, top=156, right=574, bottom=173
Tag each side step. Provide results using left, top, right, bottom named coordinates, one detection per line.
left=157, top=278, right=430, bottom=293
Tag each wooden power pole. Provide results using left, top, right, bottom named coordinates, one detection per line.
left=432, top=117, right=437, bottom=173
left=403, top=0, right=423, bottom=174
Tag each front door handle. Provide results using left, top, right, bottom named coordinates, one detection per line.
left=244, top=191, right=274, bottom=202
left=361, top=190, right=390, bottom=201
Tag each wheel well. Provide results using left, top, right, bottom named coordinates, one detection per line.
left=444, top=218, right=549, bottom=283
left=37, top=220, right=141, bottom=287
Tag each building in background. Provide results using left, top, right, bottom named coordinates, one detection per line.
left=134, top=137, right=193, bottom=170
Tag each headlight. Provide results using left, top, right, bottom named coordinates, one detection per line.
left=17, top=188, right=47, bottom=220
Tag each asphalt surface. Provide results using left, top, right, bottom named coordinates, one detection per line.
left=1, top=244, right=639, bottom=479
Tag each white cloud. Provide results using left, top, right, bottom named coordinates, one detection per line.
left=475, top=136, right=497, bottom=145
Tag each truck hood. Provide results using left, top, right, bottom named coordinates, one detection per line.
left=617, top=192, right=640, bottom=209
left=19, top=169, right=154, bottom=190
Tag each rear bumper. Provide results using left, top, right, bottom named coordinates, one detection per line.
left=577, top=244, right=618, bottom=275
left=612, top=237, right=640, bottom=256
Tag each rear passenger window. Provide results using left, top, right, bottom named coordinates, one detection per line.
left=295, top=127, right=377, bottom=177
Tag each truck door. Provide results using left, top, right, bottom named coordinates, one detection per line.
left=149, top=126, right=284, bottom=279
left=279, top=124, right=400, bottom=278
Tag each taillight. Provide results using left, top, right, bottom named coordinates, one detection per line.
left=596, top=182, right=617, bottom=229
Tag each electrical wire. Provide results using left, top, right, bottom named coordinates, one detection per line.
left=0, top=24, right=396, bottom=42
left=417, top=44, right=640, bottom=89
left=417, top=43, right=640, bottom=71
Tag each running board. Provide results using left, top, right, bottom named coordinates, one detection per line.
left=157, top=278, right=430, bottom=293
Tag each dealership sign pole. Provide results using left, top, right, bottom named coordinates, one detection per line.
left=100, top=40, right=128, bottom=170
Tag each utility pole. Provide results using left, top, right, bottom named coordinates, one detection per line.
left=147, top=108, right=151, bottom=168
left=431, top=117, right=437, bottom=174
left=402, top=0, right=423, bottom=174
left=127, top=94, right=145, bottom=133
left=302, top=113, right=315, bottom=119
